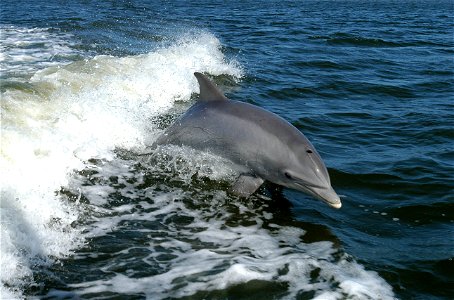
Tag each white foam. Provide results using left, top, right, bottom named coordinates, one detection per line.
left=61, top=157, right=395, bottom=299
left=0, top=26, right=81, bottom=79
left=0, top=28, right=242, bottom=298
left=144, top=145, right=240, bottom=184
left=70, top=210, right=395, bottom=299
left=1, top=25, right=395, bottom=300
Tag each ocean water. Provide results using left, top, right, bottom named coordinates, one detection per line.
left=1, top=0, right=453, bottom=299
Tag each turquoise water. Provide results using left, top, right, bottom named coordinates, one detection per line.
left=1, top=1, right=453, bottom=299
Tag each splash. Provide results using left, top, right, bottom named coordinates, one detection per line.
left=0, top=27, right=242, bottom=298
left=1, top=25, right=395, bottom=300
left=49, top=155, right=396, bottom=300
left=0, top=25, right=82, bottom=79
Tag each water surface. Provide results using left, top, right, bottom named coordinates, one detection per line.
left=1, top=1, right=453, bottom=299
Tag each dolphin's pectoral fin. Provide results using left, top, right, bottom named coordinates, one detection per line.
left=230, top=174, right=264, bottom=197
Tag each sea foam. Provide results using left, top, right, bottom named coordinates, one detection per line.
left=0, top=27, right=242, bottom=298
left=59, top=155, right=396, bottom=299
left=1, top=26, right=395, bottom=300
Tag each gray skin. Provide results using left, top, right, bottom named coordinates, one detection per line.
left=155, top=72, right=342, bottom=208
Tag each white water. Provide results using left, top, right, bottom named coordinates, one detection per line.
left=0, top=26, right=395, bottom=299
left=0, top=26, right=242, bottom=298
left=0, top=25, right=81, bottom=79
left=56, top=153, right=395, bottom=300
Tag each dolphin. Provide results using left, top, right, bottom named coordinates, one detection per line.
left=154, top=72, right=342, bottom=208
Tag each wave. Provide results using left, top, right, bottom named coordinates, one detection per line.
left=0, top=28, right=242, bottom=298
left=327, top=35, right=403, bottom=47
left=310, top=32, right=447, bottom=48
left=0, top=25, right=83, bottom=79
left=41, top=154, right=396, bottom=299
left=1, top=25, right=396, bottom=300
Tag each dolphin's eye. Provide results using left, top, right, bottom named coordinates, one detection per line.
left=306, top=149, right=313, bottom=154
left=284, top=172, right=292, bottom=179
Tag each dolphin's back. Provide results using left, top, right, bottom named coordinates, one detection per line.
left=156, top=99, right=310, bottom=174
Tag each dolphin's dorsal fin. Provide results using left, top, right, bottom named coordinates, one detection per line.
left=194, top=72, right=228, bottom=102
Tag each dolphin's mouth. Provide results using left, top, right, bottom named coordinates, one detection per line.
left=295, top=183, right=342, bottom=209
left=313, top=186, right=342, bottom=209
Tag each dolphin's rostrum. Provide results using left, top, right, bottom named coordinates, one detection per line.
left=155, top=72, right=342, bottom=209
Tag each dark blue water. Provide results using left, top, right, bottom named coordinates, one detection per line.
left=1, top=1, right=453, bottom=299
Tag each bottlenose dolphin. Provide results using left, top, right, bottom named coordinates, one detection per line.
left=155, top=72, right=342, bottom=208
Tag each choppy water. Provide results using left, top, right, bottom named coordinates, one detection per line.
left=1, top=1, right=453, bottom=299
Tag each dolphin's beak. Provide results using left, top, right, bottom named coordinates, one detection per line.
left=294, top=182, right=342, bottom=209
left=315, top=186, right=342, bottom=209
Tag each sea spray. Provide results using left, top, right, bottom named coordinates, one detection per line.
left=0, top=28, right=242, bottom=298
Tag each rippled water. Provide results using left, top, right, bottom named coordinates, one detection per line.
left=1, top=1, right=453, bottom=299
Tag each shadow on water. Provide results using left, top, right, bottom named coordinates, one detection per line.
left=261, top=183, right=342, bottom=247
